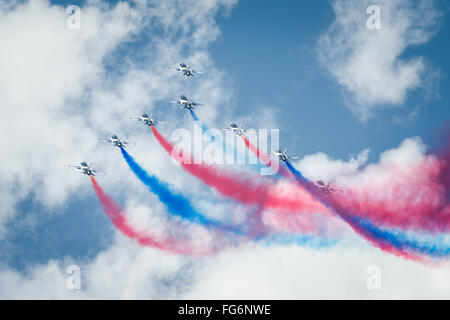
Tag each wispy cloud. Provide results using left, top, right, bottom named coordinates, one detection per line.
left=317, top=0, right=441, bottom=120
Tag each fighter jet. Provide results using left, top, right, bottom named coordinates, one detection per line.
left=168, top=63, right=204, bottom=77
left=168, top=95, right=204, bottom=110
left=315, top=180, right=342, bottom=194
left=100, top=134, right=135, bottom=149
left=69, top=161, right=104, bottom=176
left=223, top=122, right=247, bottom=136
left=130, top=113, right=164, bottom=127
left=272, top=148, right=299, bottom=162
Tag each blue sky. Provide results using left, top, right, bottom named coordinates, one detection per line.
left=209, top=0, right=450, bottom=161
left=1, top=0, right=450, bottom=298
left=1, top=194, right=112, bottom=271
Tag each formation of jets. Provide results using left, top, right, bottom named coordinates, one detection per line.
left=71, top=63, right=340, bottom=195
left=69, top=162, right=104, bottom=176
left=168, top=95, right=204, bottom=110
left=168, top=63, right=204, bottom=77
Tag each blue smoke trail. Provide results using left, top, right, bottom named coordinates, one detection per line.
left=121, top=147, right=333, bottom=248
left=347, top=215, right=450, bottom=258
left=121, top=147, right=223, bottom=227
left=261, top=233, right=338, bottom=249
left=285, top=160, right=308, bottom=183
left=190, top=109, right=221, bottom=144
left=189, top=109, right=199, bottom=121
left=285, top=160, right=450, bottom=258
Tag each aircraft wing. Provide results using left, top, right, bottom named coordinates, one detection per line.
left=168, top=99, right=179, bottom=104
left=69, top=165, right=81, bottom=169
left=93, top=169, right=105, bottom=175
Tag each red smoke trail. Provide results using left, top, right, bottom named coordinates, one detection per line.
left=151, top=126, right=329, bottom=215
left=332, top=129, right=450, bottom=234
left=240, top=136, right=344, bottom=237
left=329, top=155, right=450, bottom=233
left=240, top=136, right=348, bottom=237
left=241, top=136, right=291, bottom=178
left=284, top=162, right=432, bottom=261
left=328, top=195, right=428, bottom=262
left=435, top=123, right=450, bottom=200
left=90, top=175, right=217, bottom=256
left=275, top=127, right=450, bottom=235
left=264, top=208, right=345, bottom=237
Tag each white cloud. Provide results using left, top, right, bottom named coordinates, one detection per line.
left=318, top=0, right=441, bottom=120
left=296, top=148, right=369, bottom=183
left=294, top=136, right=434, bottom=197
left=0, top=0, right=237, bottom=237
left=183, top=245, right=450, bottom=299
left=0, top=237, right=189, bottom=299
left=0, top=0, right=142, bottom=236
left=294, top=136, right=450, bottom=235
left=1, top=240, right=449, bottom=299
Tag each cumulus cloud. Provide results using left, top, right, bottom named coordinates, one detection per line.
left=0, top=237, right=189, bottom=299
left=1, top=239, right=449, bottom=299
left=318, top=0, right=441, bottom=120
left=296, top=148, right=369, bottom=183
left=183, top=245, right=450, bottom=299
left=0, top=0, right=236, bottom=237
left=296, top=136, right=430, bottom=186
left=0, top=0, right=142, bottom=235
left=294, top=136, right=450, bottom=235
left=295, top=137, right=433, bottom=197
